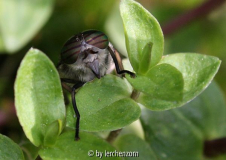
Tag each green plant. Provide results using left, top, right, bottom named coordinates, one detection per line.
left=1, top=0, right=223, bottom=159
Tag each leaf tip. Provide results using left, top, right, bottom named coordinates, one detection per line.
left=28, top=47, right=42, bottom=54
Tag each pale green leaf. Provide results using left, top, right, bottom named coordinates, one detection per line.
left=0, top=0, right=54, bottom=53
left=120, top=0, right=164, bottom=73
left=44, top=120, right=63, bottom=147
left=139, top=53, right=221, bottom=110
left=15, top=48, right=65, bottom=146
left=66, top=75, right=141, bottom=131
left=127, top=63, right=184, bottom=110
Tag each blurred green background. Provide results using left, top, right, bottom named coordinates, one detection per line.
left=0, top=0, right=226, bottom=148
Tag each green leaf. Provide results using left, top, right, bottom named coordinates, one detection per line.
left=139, top=42, right=153, bottom=74
left=20, top=140, right=40, bottom=160
left=120, top=0, right=164, bottom=73
left=66, top=75, right=141, bottom=131
left=141, top=82, right=226, bottom=159
left=139, top=53, right=221, bottom=110
left=141, top=108, right=203, bottom=160
left=15, top=48, right=65, bottom=146
left=0, top=0, right=54, bottom=53
left=127, top=63, right=184, bottom=110
left=116, top=134, right=157, bottom=160
left=178, top=81, right=226, bottom=139
left=44, top=120, right=63, bottom=147
left=160, top=53, right=221, bottom=100
left=0, top=134, right=25, bottom=160
left=39, top=131, right=121, bottom=160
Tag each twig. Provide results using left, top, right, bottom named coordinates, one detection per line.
left=130, top=89, right=140, bottom=101
left=162, top=0, right=226, bottom=36
left=106, top=89, right=140, bottom=143
left=106, top=129, right=122, bottom=144
left=204, top=137, right=226, bottom=157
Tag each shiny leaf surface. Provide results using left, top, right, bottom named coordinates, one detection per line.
left=120, top=0, right=164, bottom=73
left=66, top=75, right=141, bottom=131
left=139, top=53, right=221, bottom=110
left=15, top=48, right=65, bottom=146
left=127, top=63, right=184, bottom=110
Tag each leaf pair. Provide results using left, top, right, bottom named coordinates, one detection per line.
left=127, top=53, right=220, bottom=111
left=120, top=0, right=221, bottom=111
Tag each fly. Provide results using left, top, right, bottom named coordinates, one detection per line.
left=57, top=30, right=135, bottom=140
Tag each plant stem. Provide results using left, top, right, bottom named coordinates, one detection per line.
left=162, top=0, right=226, bottom=36
left=130, top=89, right=140, bottom=100
left=204, top=137, right=226, bottom=157
left=106, top=89, right=140, bottom=143
left=106, top=129, right=122, bottom=144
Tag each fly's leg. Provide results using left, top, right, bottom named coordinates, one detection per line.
left=61, top=78, right=85, bottom=141
left=71, top=82, right=85, bottom=141
left=107, top=44, right=136, bottom=78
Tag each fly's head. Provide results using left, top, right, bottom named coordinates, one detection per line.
left=60, top=30, right=110, bottom=78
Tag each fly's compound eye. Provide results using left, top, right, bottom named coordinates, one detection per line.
left=83, top=30, right=109, bottom=50
left=61, top=35, right=82, bottom=64
left=60, top=30, right=109, bottom=64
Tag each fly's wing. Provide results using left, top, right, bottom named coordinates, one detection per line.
left=107, top=43, right=125, bottom=77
